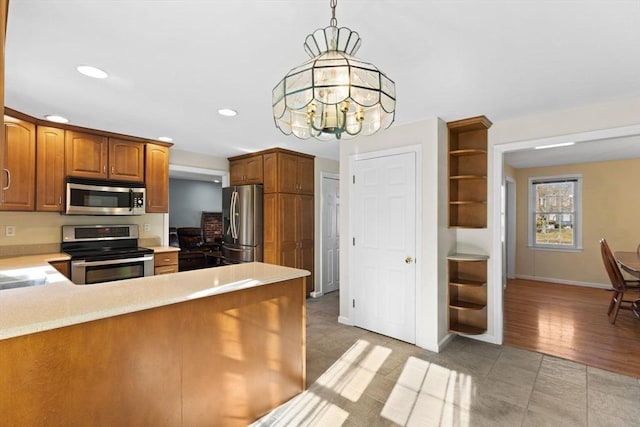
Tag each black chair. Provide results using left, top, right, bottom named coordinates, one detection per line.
left=177, top=227, right=207, bottom=271
left=168, top=227, right=179, bottom=248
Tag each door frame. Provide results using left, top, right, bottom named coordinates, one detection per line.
left=347, top=144, right=422, bottom=343
left=491, top=123, right=640, bottom=345
left=312, top=172, right=340, bottom=298
left=505, top=176, right=516, bottom=281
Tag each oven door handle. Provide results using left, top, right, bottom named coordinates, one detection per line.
left=71, top=255, right=154, bottom=267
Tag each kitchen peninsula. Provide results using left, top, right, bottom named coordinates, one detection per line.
left=0, top=260, right=308, bottom=426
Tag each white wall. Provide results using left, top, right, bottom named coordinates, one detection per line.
left=339, top=118, right=455, bottom=352
left=170, top=148, right=230, bottom=171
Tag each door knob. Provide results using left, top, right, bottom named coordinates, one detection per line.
left=405, top=256, right=413, bottom=264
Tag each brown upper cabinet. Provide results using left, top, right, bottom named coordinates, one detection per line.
left=65, top=131, right=108, bottom=179
left=229, top=155, right=263, bottom=186
left=108, top=138, right=145, bottom=182
left=262, top=150, right=314, bottom=195
left=65, top=131, right=144, bottom=182
left=145, top=143, right=169, bottom=213
left=1, top=116, right=36, bottom=211
left=36, top=126, right=65, bottom=212
left=269, top=152, right=314, bottom=195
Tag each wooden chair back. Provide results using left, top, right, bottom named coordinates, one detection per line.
left=600, top=238, right=628, bottom=292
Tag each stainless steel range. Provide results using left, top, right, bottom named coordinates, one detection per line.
left=61, top=224, right=154, bottom=285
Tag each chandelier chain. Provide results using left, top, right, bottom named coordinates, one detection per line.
left=330, top=0, right=337, bottom=27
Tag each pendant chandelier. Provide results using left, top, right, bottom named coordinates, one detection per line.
left=272, top=0, right=396, bottom=140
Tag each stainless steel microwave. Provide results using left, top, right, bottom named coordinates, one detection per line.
left=65, top=178, right=146, bottom=215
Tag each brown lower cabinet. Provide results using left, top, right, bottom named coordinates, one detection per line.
left=154, top=251, right=178, bottom=275
left=264, top=193, right=314, bottom=293
left=0, top=278, right=305, bottom=427
left=49, top=260, right=69, bottom=279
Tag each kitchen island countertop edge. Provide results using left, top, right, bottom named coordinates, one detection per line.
left=0, top=260, right=309, bottom=341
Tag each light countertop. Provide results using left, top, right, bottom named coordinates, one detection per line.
left=149, top=245, right=180, bottom=253
left=0, top=254, right=309, bottom=341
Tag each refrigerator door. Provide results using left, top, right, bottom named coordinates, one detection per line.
left=221, top=185, right=263, bottom=263
left=236, top=184, right=263, bottom=246
left=222, top=243, right=261, bottom=264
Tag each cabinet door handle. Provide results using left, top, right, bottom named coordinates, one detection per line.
left=103, top=165, right=107, bottom=174
left=2, top=168, right=10, bottom=190
left=58, top=196, right=62, bottom=206
left=111, top=166, right=115, bottom=174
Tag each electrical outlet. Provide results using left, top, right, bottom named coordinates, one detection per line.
left=143, top=223, right=150, bottom=232
left=5, top=225, right=15, bottom=237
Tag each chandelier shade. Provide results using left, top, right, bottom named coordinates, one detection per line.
left=272, top=8, right=396, bottom=140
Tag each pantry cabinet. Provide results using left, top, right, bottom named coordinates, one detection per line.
left=235, top=148, right=315, bottom=293
left=264, top=193, right=314, bottom=293
left=1, top=116, right=36, bottom=211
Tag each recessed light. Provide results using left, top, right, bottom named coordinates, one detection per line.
left=76, top=65, right=109, bottom=79
left=44, top=115, right=69, bottom=123
left=213, top=179, right=221, bottom=183
left=218, top=108, right=237, bottom=117
left=534, top=142, right=575, bottom=150
left=157, top=136, right=173, bottom=143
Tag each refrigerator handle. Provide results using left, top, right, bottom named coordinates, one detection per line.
left=231, top=191, right=239, bottom=240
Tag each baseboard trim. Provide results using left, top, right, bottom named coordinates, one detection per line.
left=436, top=333, right=457, bottom=352
left=338, top=315, right=353, bottom=326
left=515, top=274, right=609, bottom=289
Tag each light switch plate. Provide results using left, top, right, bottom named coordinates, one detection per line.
left=5, top=225, right=15, bottom=237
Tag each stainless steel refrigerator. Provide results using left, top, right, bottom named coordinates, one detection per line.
left=222, top=184, right=263, bottom=264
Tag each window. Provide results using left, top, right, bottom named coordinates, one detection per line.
left=528, top=175, right=582, bottom=250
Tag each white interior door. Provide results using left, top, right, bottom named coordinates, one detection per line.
left=322, top=175, right=340, bottom=294
left=352, top=152, right=416, bottom=344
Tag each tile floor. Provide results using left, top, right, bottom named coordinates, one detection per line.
left=252, top=291, right=640, bottom=427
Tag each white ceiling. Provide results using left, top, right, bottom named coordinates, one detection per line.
left=5, top=1, right=640, bottom=164
left=504, top=134, right=640, bottom=168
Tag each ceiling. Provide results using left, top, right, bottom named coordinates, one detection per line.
left=5, top=1, right=640, bottom=164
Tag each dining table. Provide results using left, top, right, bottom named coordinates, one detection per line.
left=614, top=251, right=640, bottom=279
left=614, top=250, right=640, bottom=317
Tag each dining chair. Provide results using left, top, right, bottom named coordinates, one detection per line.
left=599, top=238, right=640, bottom=323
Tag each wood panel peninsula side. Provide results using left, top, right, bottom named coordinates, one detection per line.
left=0, top=262, right=308, bottom=427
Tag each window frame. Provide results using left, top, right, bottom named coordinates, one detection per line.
left=527, top=174, right=583, bottom=251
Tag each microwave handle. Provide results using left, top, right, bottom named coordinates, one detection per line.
left=129, top=189, right=134, bottom=211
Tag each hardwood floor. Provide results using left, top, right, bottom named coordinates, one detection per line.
left=504, top=278, right=640, bottom=378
